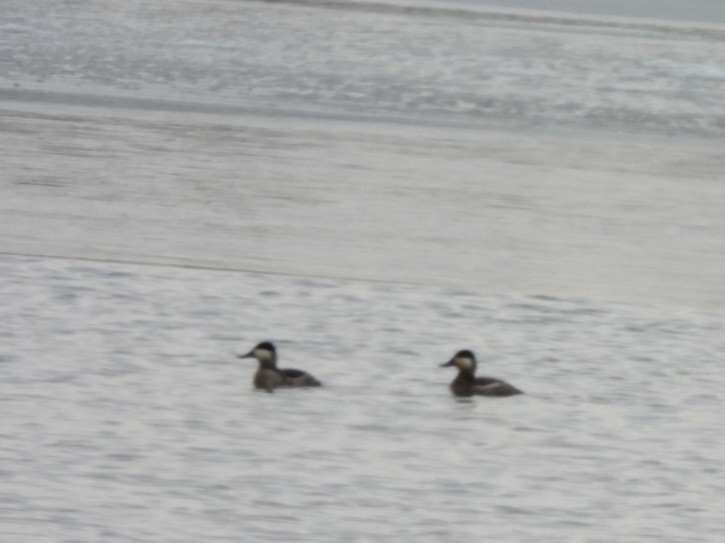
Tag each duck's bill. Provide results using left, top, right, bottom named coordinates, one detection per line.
left=238, top=351, right=254, bottom=359
left=440, top=360, right=455, bottom=367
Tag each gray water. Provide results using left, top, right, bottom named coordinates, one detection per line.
left=1, top=0, right=725, bottom=541
left=2, top=256, right=724, bottom=542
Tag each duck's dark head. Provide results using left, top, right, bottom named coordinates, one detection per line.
left=440, top=349, right=477, bottom=374
left=238, top=341, right=277, bottom=366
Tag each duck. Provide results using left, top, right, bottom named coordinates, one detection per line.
left=440, top=349, right=523, bottom=397
left=238, top=341, right=322, bottom=392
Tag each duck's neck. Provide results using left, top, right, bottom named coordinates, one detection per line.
left=258, top=358, right=278, bottom=370
left=455, top=368, right=476, bottom=381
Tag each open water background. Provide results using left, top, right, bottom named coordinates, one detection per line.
left=2, top=255, right=724, bottom=542
left=1, top=1, right=724, bottom=541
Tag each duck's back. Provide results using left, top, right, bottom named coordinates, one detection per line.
left=472, top=376, right=523, bottom=397
left=280, top=368, right=322, bottom=387
left=451, top=374, right=522, bottom=397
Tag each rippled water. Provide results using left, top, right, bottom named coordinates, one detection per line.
left=1, top=256, right=724, bottom=542
left=2, top=1, right=724, bottom=541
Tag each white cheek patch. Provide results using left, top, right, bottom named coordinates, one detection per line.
left=254, top=348, right=272, bottom=362
left=456, top=357, right=473, bottom=370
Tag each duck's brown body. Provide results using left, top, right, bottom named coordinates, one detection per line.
left=240, top=342, right=322, bottom=393
left=448, top=371, right=522, bottom=397
left=442, top=349, right=522, bottom=397
left=253, top=365, right=322, bottom=392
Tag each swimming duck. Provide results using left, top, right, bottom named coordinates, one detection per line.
left=440, top=349, right=523, bottom=397
left=238, top=341, right=322, bottom=392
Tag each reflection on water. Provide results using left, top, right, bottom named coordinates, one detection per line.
left=1, top=256, right=723, bottom=542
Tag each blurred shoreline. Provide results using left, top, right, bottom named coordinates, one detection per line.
left=2, top=96, right=723, bottom=310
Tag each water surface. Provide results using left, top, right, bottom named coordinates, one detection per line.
left=1, top=256, right=724, bottom=542
left=1, top=1, right=724, bottom=541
